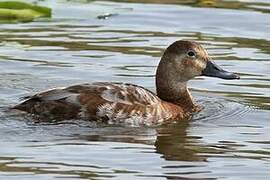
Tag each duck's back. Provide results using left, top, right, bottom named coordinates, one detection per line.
left=14, top=82, right=181, bottom=125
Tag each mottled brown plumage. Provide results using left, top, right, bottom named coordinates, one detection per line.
left=14, top=40, right=239, bottom=126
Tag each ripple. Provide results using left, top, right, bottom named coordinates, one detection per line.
left=193, top=97, right=252, bottom=122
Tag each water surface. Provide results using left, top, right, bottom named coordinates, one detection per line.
left=0, top=0, right=269, bottom=179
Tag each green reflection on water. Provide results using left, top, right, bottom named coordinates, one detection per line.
left=103, top=0, right=270, bottom=13
left=1, top=29, right=269, bottom=57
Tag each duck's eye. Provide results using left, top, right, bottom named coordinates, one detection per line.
left=187, top=50, right=196, bottom=58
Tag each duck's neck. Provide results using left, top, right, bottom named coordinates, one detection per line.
left=156, top=81, right=195, bottom=111
left=156, top=58, right=196, bottom=111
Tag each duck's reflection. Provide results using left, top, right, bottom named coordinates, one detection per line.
left=155, top=120, right=205, bottom=162
left=74, top=119, right=205, bottom=162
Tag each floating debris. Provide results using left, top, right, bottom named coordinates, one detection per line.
left=97, top=13, right=118, bottom=20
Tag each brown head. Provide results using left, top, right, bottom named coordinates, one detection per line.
left=156, top=40, right=239, bottom=108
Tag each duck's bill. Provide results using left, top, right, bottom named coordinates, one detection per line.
left=202, top=61, right=240, bottom=80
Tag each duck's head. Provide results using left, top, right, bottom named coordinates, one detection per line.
left=158, top=40, right=239, bottom=83
left=156, top=40, right=239, bottom=104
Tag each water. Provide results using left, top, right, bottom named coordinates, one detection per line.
left=0, top=0, right=270, bottom=179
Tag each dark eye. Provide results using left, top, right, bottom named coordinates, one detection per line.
left=187, top=50, right=196, bottom=58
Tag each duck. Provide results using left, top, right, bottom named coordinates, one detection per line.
left=14, top=40, right=239, bottom=126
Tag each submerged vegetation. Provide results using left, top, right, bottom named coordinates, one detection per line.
left=0, top=1, right=51, bottom=22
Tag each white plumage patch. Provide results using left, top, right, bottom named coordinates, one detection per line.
left=65, top=94, right=81, bottom=106
left=78, top=106, right=89, bottom=119
left=96, top=103, right=117, bottom=119
left=101, top=89, right=133, bottom=105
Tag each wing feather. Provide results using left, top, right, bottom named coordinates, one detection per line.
left=14, top=82, right=171, bottom=124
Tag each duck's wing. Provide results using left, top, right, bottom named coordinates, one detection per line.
left=14, top=82, right=173, bottom=124
left=73, top=82, right=175, bottom=124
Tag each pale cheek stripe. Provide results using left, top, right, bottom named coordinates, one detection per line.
left=196, top=60, right=206, bottom=70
